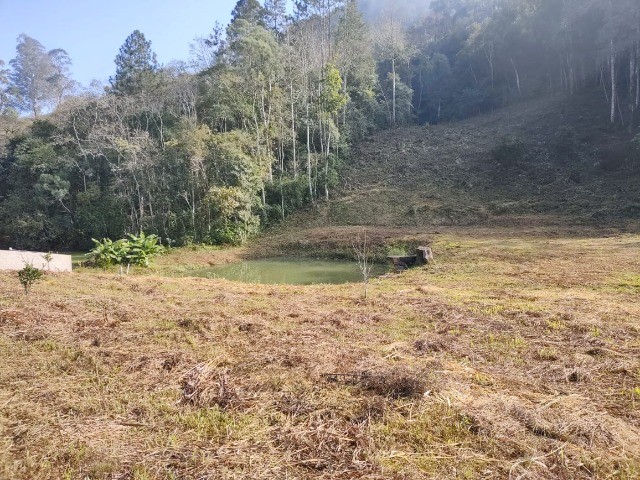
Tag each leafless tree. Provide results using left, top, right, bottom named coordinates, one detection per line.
left=353, top=228, right=373, bottom=299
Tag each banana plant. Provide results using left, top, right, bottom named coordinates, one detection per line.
left=126, top=232, right=164, bottom=267
left=88, top=233, right=165, bottom=271
left=87, top=237, right=130, bottom=270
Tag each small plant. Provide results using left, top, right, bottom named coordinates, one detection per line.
left=353, top=228, right=373, bottom=299
left=18, top=262, right=44, bottom=294
left=472, top=372, right=494, bottom=386
left=42, top=252, right=53, bottom=270
left=631, top=386, right=640, bottom=408
left=536, top=347, right=559, bottom=361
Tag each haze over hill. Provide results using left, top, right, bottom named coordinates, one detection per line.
left=358, top=0, right=433, bottom=21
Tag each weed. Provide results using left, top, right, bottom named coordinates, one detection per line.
left=472, top=372, right=494, bottom=386
left=630, top=386, right=640, bottom=406
left=536, top=347, right=559, bottom=361
left=546, top=318, right=565, bottom=331
left=178, top=407, right=254, bottom=442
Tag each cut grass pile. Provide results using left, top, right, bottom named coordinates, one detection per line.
left=0, top=226, right=639, bottom=479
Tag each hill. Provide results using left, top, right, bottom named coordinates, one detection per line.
left=290, top=92, right=640, bottom=230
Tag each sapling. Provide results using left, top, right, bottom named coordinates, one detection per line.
left=17, top=263, right=44, bottom=294
left=42, top=252, right=53, bottom=271
left=353, top=228, right=373, bottom=299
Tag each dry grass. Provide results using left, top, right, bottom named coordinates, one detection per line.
left=0, top=226, right=639, bottom=479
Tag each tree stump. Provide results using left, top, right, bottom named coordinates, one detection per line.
left=416, top=246, right=433, bottom=265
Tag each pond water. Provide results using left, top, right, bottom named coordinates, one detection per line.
left=183, top=258, right=388, bottom=285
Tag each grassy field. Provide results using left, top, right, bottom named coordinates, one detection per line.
left=1, top=225, right=639, bottom=479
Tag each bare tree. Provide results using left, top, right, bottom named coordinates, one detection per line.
left=353, top=228, right=373, bottom=299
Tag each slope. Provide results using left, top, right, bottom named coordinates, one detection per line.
left=294, top=92, right=640, bottom=229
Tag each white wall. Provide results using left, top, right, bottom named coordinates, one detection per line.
left=0, top=250, right=72, bottom=272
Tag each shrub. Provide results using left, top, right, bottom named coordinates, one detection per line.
left=17, top=263, right=44, bottom=294
left=599, top=142, right=630, bottom=172
left=87, top=237, right=130, bottom=269
left=552, top=126, right=579, bottom=164
left=492, top=136, right=526, bottom=167
left=630, top=134, right=640, bottom=170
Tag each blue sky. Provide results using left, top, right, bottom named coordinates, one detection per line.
left=0, top=0, right=240, bottom=87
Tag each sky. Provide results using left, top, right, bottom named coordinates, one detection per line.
left=0, top=0, right=240, bottom=87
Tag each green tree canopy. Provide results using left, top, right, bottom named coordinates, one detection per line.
left=231, top=0, right=266, bottom=26
left=7, top=34, right=74, bottom=117
left=110, top=30, right=158, bottom=95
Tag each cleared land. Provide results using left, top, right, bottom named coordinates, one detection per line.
left=1, top=226, right=639, bottom=479
left=294, top=93, right=640, bottom=229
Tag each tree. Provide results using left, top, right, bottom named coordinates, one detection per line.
left=110, top=30, right=158, bottom=95
left=0, top=60, right=10, bottom=112
left=264, top=0, right=288, bottom=33
left=231, top=0, right=266, bottom=26
left=374, top=12, right=414, bottom=126
left=335, top=0, right=376, bottom=126
left=47, top=48, right=76, bottom=106
left=294, top=0, right=345, bottom=64
left=353, top=228, right=372, bottom=299
left=8, top=35, right=74, bottom=117
left=190, top=22, right=226, bottom=71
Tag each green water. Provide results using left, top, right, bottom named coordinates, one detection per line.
left=184, top=258, right=387, bottom=285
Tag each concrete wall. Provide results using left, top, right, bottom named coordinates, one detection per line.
left=0, top=250, right=72, bottom=272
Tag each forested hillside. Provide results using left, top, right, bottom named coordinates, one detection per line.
left=1, top=0, right=639, bottom=250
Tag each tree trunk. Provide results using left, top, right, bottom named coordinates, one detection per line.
left=392, top=57, right=396, bottom=126
left=306, top=101, right=312, bottom=201
left=290, top=83, right=297, bottom=179
left=600, top=65, right=609, bottom=103
left=485, top=42, right=494, bottom=88
left=610, top=39, right=616, bottom=124
left=191, top=185, right=195, bottom=229
left=510, top=58, right=521, bottom=96
left=342, top=75, right=347, bottom=128
left=631, top=53, right=636, bottom=113
left=324, top=132, right=331, bottom=201
left=636, top=34, right=640, bottom=109
left=281, top=181, right=285, bottom=221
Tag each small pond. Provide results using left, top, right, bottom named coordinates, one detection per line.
left=183, top=258, right=388, bottom=285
